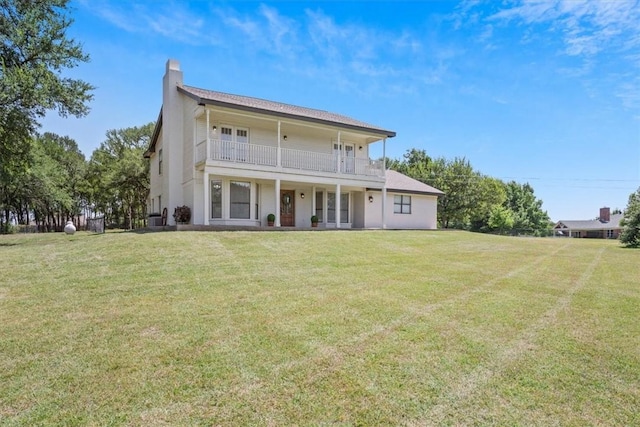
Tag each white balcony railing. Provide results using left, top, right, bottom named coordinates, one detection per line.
left=196, top=139, right=384, bottom=177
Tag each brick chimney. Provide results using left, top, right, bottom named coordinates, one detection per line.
left=599, top=207, right=610, bottom=223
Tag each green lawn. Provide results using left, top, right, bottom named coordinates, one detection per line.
left=1, top=230, right=638, bottom=426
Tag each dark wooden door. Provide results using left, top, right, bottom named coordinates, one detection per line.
left=280, top=190, right=295, bottom=226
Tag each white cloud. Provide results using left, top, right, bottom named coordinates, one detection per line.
left=483, top=0, right=640, bottom=110
left=489, top=0, right=640, bottom=57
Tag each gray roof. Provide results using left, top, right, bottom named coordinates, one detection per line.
left=555, top=213, right=623, bottom=230
left=178, top=85, right=396, bottom=138
left=374, top=170, right=444, bottom=196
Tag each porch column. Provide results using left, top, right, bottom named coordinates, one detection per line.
left=312, top=185, right=317, bottom=219
left=206, top=109, right=211, bottom=160
left=275, top=178, right=281, bottom=227
left=203, top=171, right=210, bottom=225
left=336, top=183, right=341, bottom=229
left=277, top=121, right=282, bottom=167
left=336, top=131, right=342, bottom=172
left=382, top=186, right=387, bottom=229
left=382, top=137, right=387, bottom=229
left=323, top=189, right=328, bottom=227
left=382, top=138, right=386, bottom=172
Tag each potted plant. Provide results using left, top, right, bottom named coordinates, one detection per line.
left=310, top=215, right=318, bottom=228
left=173, top=205, right=191, bottom=224
left=267, top=213, right=275, bottom=226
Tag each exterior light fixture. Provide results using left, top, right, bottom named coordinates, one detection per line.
left=300, top=193, right=305, bottom=199
left=283, top=135, right=288, bottom=140
left=212, top=125, right=217, bottom=131
left=359, top=146, right=363, bottom=150
left=369, top=195, right=374, bottom=203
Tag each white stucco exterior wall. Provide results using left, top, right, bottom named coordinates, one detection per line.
left=365, top=191, right=439, bottom=229
left=161, top=59, right=184, bottom=225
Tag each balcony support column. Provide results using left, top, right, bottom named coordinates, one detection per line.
left=336, top=183, right=341, bottom=229
left=382, top=186, right=387, bottom=229
left=275, top=178, right=281, bottom=227
left=203, top=171, right=210, bottom=225
left=312, top=185, right=317, bottom=221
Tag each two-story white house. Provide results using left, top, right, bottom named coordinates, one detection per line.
left=144, top=60, right=442, bottom=229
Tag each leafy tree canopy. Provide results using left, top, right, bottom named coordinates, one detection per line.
left=388, top=148, right=550, bottom=235
left=620, top=187, right=640, bottom=248
left=1, top=0, right=93, bottom=215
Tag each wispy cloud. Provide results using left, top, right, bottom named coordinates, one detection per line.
left=481, top=0, right=640, bottom=108
left=77, top=2, right=460, bottom=97
left=488, top=0, right=640, bottom=57
left=81, top=1, right=209, bottom=45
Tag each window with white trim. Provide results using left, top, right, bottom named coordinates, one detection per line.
left=158, top=148, right=163, bottom=175
left=230, top=181, right=251, bottom=219
left=394, top=195, right=411, bottom=214
left=327, top=192, right=349, bottom=223
left=211, top=181, right=222, bottom=219
left=315, top=192, right=323, bottom=222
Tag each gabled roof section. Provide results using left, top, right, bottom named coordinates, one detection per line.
left=178, top=85, right=396, bottom=138
left=371, top=170, right=444, bottom=196
left=144, top=107, right=163, bottom=158
left=554, top=213, right=624, bottom=230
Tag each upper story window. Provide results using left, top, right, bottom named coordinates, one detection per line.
left=158, top=148, right=163, bottom=175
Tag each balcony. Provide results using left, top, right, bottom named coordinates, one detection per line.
left=196, top=139, right=384, bottom=177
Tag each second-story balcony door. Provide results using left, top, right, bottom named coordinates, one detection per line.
left=220, top=126, right=249, bottom=162
left=280, top=190, right=295, bottom=227
left=333, top=143, right=355, bottom=174
left=236, top=128, right=249, bottom=162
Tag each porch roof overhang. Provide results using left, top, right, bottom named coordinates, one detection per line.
left=178, top=85, right=397, bottom=139
left=369, top=170, right=445, bottom=197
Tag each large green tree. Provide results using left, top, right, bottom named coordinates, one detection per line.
left=619, top=187, right=640, bottom=248
left=87, top=124, right=153, bottom=229
left=0, top=0, right=93, bottom=231
left=503, top=181, right=551, bottom=235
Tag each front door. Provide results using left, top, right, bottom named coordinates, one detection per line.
left=280, top=190, right=295, bottom=226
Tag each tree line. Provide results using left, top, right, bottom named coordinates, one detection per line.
left=387, top=149, right=552, bottom=235
left=0, top=124, right=154, bottom=233
left=2, top=1, right=639, bottom=243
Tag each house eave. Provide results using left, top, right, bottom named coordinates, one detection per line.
left=177, top=86, right=396, bottom=139
left=367, top=187, right=444, bottom=197
left=144, top=107, right=163, bottom=158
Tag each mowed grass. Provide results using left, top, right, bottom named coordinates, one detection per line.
left=0, top=230, right=638, bottom=426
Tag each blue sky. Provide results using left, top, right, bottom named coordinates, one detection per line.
left=42, top=0, right=640, bottom=222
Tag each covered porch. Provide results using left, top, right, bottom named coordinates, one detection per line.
left=193, top=173, right=389, bottom=230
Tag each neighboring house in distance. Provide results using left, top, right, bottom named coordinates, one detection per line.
left=554, top=207, right=623, bottom=239
left=144, top=60, right=443, bottom=229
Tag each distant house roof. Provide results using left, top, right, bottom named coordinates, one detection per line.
left=369, top=170, right=444, bottom=196
left=178, top=85, right=396, bottom=138
left=554, top=213, right=623, bottom=230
